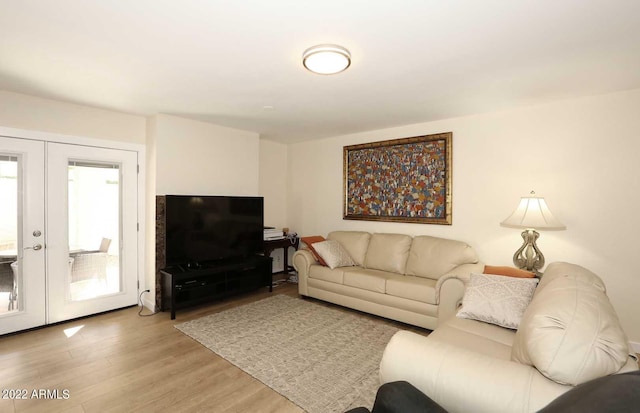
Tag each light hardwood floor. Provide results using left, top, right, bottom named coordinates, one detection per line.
left=0, top=282, right=424, bottom=413
left=0, top=283, right=305, bottom=413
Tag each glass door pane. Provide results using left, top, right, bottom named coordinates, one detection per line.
left=0, top=137, right=46, bottom=335
left=0, top=156, right=18, bottom=314
left=68, top=161, right=120, bottom=301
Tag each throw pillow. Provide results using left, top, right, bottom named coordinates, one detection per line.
left=484, top=265, right=535, bottom=278
left=300, top=235, right=328, bottom=266
left=457, top=273, right=539, bottom=329
left=312, top=240, right=356, bottom=270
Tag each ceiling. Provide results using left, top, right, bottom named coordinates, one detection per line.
left=1, top=1, right=639, bottom=144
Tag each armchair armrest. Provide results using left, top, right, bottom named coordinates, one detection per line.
left=435, top=262, right=483, bottom=324
left=293, top=249, right=317, bottom=295
left=380, top=331, right=569, bottom=413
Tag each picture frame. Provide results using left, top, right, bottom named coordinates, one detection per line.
left=343, top=132, right=452, bottom=225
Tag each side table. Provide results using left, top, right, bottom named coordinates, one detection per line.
left=263, top=237, right=300, bottom=289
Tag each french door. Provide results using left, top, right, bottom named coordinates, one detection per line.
left=0, top=136, right=139, bottom=335
left=47, top=143, right=138, bottom=322
left=0, top=137, right=46, bottom=334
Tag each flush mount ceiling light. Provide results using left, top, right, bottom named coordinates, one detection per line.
left=302, top=44, right=351, bottom=75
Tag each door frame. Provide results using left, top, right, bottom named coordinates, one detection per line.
left=0, top=126, right=147, bottom=314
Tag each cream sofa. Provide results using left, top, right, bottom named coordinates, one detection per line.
left=293, top=231, right=482, bottom=330
left=379, top=262, right=639, bottom=413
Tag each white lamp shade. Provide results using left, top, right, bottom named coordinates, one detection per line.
left=501, top=194, right=566, bottom=230
left=302, top=44, right=351, bottom=75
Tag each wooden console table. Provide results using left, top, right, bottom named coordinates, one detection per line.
left=263, top=237, right=300, bottom=279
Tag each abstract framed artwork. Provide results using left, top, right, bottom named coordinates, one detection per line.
left=343, top=132, right=452, bottom=225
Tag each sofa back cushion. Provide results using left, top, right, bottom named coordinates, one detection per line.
left=364, top=233, right=412, bottom=274
left=327, top=231, right=371, bottom=267
left=511, top=273, right=630, bottom=386
left=405, top=235, right=479, bottom=280
left=535, top=261, right=606, bottom=295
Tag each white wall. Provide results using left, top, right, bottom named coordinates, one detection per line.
left=154, top=114, right=259, bottom=195
left=259, top=139, right=292, bottom=273
left=259, top=139, right=288, bottom=230
left=288, top=88, right=640, bottom=344
left=144, top=116, right=158, bottom=309
left=0, top=90, right=146, bottom=144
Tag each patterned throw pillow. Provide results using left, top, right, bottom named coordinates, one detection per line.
left=311, top=240, right=356, bottom=270
left=457, top=273, right=539, bottom=329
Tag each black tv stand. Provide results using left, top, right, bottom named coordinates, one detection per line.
left=161, top=255, right=272, bottom=320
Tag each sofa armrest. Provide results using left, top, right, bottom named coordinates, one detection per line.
left=293, top=249, right=317, bottom=296
left=434, top=263, right=483, bottom=323
left=380, top=331, right=569, bottom=413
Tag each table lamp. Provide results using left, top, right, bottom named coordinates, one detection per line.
left=500, top=191, right=566, bottom=274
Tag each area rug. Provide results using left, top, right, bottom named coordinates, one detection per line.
left=175, top=294, right=399, bottom=413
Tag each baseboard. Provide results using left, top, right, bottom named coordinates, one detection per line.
left=630, top=341, right=640, bottom=353
left=142, top=296, right=155, bottom=312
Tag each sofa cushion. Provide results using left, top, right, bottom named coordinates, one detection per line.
left=405, top=235, right=478, bottom=280
left=511, top=275, right=630, bottom=386
left=343, top=268, right=392, bottom=294
left=386, top=274, right=436, bottom=304
left=308, top=265, right=346, bottom=284
left=312, top=240, right=356, bottom=269
left=328, top=231, right=371, bottom=266
left=364, top=233, right=412, bottom=274
left=456, top=273, right=538, bottom=329
left=430, top=316, right=516, bottom=360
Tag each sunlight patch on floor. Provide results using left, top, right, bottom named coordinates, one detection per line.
left=64, top=324, right=84, bottom=338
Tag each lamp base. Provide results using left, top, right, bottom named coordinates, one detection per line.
left=512, top=229, right=545, bottom=275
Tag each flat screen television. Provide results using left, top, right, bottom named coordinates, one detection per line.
left=164, top=195, right=264, bottom=267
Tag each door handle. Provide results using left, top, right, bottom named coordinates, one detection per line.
left=25, top=244, right=43, bottom=251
